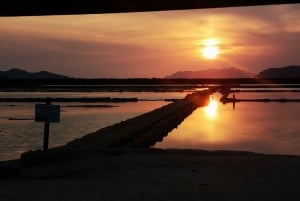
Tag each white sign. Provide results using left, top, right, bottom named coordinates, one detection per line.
left=35, top=104, right=60, bottom=123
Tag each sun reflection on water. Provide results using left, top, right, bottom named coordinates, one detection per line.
left=204, top=95, right=218, bottom=118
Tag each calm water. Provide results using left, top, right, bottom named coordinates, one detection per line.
left=155, top=93, right=300, bottom=155
left=1, top=91, right=300, bottom=160
left=0, top=91, right=190, bottom=160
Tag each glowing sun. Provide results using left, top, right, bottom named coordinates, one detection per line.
left=201, top=38, right=220, bottom=60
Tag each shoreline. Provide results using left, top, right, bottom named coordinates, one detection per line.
left=1, top=88, right=300, bottom=200
left=1, top=148, right=300, bottom=201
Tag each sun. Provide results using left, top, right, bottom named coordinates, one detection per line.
left=201, top=38, right=220, bottom=60
left=202, top=46, right=219, bottom=59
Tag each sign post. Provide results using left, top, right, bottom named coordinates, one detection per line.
left=43, top=98, right=51, bottom=151
left=35, top=98, right=60, bottom=151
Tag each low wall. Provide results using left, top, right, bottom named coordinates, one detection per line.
left=63, top=90, right=213, bottom=149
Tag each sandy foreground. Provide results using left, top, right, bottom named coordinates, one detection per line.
left=1, top=148, right=300, bottom=201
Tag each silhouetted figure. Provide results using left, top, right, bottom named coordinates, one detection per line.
left=233, top=94, right=236, bottom=110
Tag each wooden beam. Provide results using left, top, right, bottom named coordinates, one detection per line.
left=1, top=0, right=300, bottom=17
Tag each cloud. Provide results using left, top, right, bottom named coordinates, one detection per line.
left=0, top=4, right=300, bottom=77
left=0, top=27, right=184, bottom=77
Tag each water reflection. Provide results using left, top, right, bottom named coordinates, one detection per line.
left=204, top=95, right=218, bottom=118
left=0, top=100, right=168, bottom=160
left=155, top=95, right=300, bottom=155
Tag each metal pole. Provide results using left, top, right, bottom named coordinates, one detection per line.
left=43, top=98, right=51, bottom=151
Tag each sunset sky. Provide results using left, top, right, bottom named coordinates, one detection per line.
left=0, top=4, right=300, bottom=78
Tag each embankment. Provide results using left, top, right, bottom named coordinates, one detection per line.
left=18, top=89, right=216, bottom=168
left=62, top=89, right=214, bottom=150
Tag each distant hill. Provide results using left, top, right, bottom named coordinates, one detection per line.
left=0, top=68, right=69, bottom=79
left=257, top=66, right=300, bottom=78
left=165, top=67, right=254, bottom=79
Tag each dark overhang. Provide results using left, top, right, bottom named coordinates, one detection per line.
left=1, top=0, right=300, bottom=17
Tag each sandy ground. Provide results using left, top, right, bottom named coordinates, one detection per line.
left=1, top=149, right=300, bottom=201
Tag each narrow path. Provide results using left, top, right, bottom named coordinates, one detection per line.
left=63, top=89, right=216, bottom=149
left=220, top=86, right=300, bottom=103
left=20, top=88, right=218, bottom=164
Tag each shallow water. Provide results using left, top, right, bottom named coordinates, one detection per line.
left=155, top=93, right=300, bottom=155
left=0, top=91, right=189, bottom=160
left=0, top=101, right=170, bottom=160
left=2, top=90, right=300, bottom=160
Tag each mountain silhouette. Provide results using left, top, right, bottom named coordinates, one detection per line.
left=165, top=67, right=254, bottom=79
left=0, top=68, right=69, bottom=79
left=257, top=66, right=300, bottom=78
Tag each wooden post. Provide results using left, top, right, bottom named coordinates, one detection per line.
left=43, top=98, right=51, bottom=151
left=233, top=94, right=236, bottom=110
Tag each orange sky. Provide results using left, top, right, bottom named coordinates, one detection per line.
left=0, top=4, right=300, bottom=78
